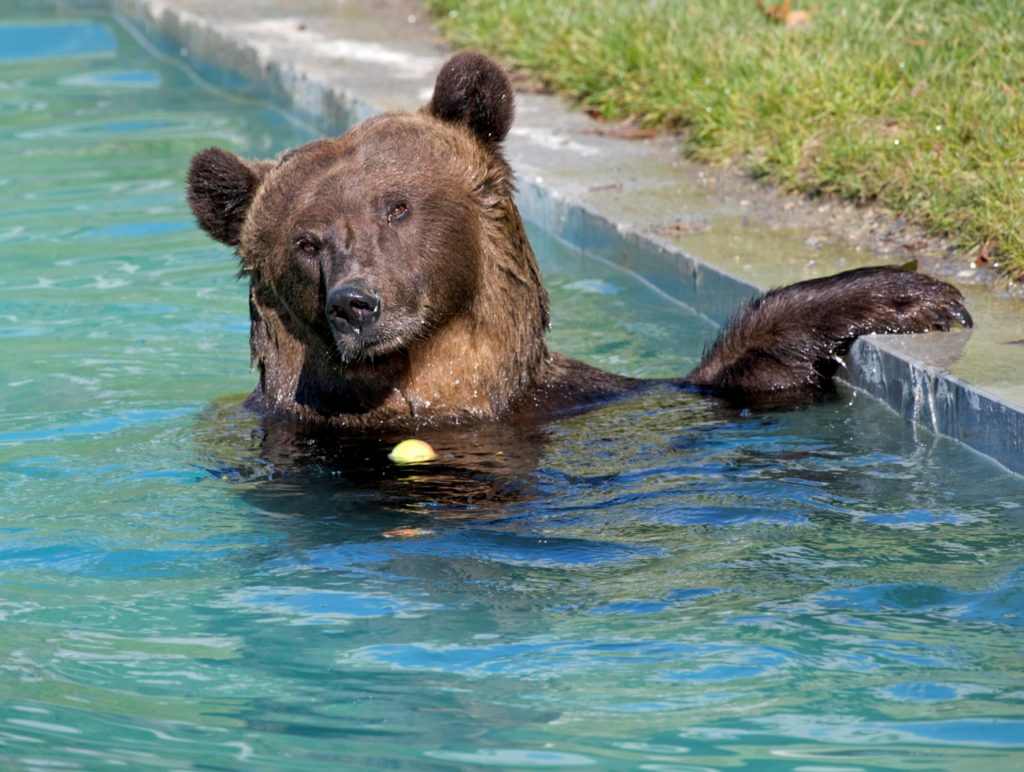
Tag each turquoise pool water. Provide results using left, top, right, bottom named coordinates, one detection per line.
left=1, top=5, right=1023, bottom=771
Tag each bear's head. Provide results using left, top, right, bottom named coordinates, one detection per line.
left=186, top=53, right=550, bottom=427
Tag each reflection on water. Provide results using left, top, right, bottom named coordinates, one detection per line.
left=0, top=3, right=1022, bottom=771
left=0, top=22, right=116, bottom=62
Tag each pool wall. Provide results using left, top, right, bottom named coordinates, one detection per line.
left=113, top=0, right=1024, bottom=474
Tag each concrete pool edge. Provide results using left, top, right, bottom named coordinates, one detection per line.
left=112, top=0, right=1024, bottom=475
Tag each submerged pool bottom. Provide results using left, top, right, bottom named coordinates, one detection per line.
left=0, top=4, right=1022, bottom=770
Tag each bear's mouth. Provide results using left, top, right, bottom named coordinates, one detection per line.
left=328, top=321, right=419, bottom=363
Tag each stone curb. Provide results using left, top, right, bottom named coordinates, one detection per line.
left=112, top=0, right=1023, bottom=475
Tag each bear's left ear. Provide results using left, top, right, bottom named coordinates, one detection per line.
left=187, top=148, right=275, bottom=246
left=425, top=51, right=515, bottom=148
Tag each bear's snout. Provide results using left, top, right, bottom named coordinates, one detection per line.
left=327, top=282, right=381, bottom=335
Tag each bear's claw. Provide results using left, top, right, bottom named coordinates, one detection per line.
left=869, top=269, right=972, bottom=335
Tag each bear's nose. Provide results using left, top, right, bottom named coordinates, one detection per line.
left=327, top=282, right=381, bottom=334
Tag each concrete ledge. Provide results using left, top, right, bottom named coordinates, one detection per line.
left=114, top=0, right=391, bottom=132
left=113, top=0, right=1024, bottom=475
left=846, top=335, right=1024, bottom=473
left=515, top=182, right=759, bottom=327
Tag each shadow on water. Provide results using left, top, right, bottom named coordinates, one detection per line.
left=184, top=385, right=890, bottom=588
left=190, top=380, right=860, bottom=531
left=189, top=386, right=733, bottom=531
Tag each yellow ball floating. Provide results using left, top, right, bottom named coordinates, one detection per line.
left=388, top=438, right=437, bottom=464
left=383, top=528, right=436, bottom=539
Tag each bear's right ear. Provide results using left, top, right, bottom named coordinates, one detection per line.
left=425, top=51, right=515, bottom=148
left=187, top=148, right=273, bottom=246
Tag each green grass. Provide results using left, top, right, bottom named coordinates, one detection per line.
left=426, top=0, right=1024, bottom=277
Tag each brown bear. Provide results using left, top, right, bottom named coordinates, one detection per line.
left=186, top=52, right=971, bottom=431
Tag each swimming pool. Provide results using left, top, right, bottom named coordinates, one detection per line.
left=1, top=5, right=1023, bottom=770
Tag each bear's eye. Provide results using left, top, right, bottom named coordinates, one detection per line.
left=295, top=238, right=319, bottom=257
left=387, top=203, right=408, bottom=225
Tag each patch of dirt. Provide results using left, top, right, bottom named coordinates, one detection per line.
left=665, top=158, right=1024, bottom=299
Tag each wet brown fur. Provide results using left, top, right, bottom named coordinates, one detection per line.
left=187, top=52, right=972, bottom=431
